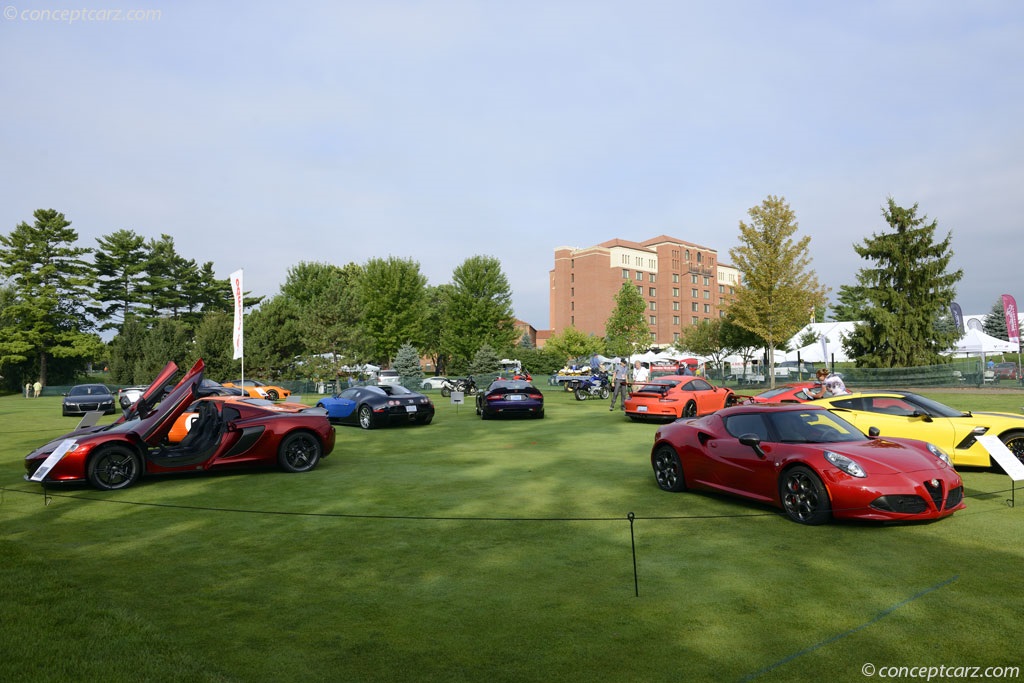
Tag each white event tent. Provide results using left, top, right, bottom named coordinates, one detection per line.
left=949, top=328, right=1018, bottom=356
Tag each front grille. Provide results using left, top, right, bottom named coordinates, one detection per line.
left=945, top=485, right=964, bottom=509
left=870, top=495, right=928, bottom=513
left=924, top=479, right=944, bottom=508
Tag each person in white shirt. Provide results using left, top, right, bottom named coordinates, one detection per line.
left=633, top=361, right=650, bottom=384
left=809, top=368, right=849, bottom=398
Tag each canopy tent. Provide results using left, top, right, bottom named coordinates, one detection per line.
left=949, top=328, right=1018, bottom=356
left=783, top=322, right=856, bottom=364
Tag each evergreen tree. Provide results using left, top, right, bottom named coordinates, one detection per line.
left=393, top=342, right=424, bottom=389
left=107, top=318, right=148, bottom=384
left=467, top=344, right=501, bottom=379
left=442, top=255, right=519, bottom=366
left=727, top=195, right=827, bottom=385
left=982, top=298, right=1009, bottom=340
left=0, top=209, right=103, bottom=385
left=830, top=284, right=869, bottom=322
left=604, top=281, right=650, bottom=358
left=843, top=199, right=963, bottom=367
left=192, top=311, right=235, bottom=380
left=90, top=229, right=150, bottom=331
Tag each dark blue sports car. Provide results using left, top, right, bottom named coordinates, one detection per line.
left=475, top=379, right=545, bottom=420
left=316, top=384, right=435, bottom=429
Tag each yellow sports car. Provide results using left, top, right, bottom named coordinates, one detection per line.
left=221, top=379, right=291, bottom=401
left=812, top=390, right=1024, bottom=468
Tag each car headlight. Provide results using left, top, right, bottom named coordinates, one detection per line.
left=824, top=450, right=866, bottom=478
left=926, top=442, right=952, bottom=467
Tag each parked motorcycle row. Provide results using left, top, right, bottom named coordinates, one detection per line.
left=440, top=376, right=478, bottom=397
left=566, top=373, right=611, bottom=401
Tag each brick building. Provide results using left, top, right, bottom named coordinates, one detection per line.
left=549, top=235, right=740, bottom=347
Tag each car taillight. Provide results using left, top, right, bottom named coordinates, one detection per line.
left=486, top=394, right=502, bottom=401
left=526, top=392, right=543, bottom=400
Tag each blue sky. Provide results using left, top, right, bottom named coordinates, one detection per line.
left=2, top=1, right=1022, bottom=329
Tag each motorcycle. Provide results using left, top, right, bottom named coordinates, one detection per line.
left=571, top=373, right=611, bottom=401
left=440, top=376, right=478, bottom=398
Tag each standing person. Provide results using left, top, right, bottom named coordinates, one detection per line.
left=25, top=382, right=31, bottom=398
left=633, top=361, right=650, bottom=384
left=33, top=379, right=42, bottom=398
left=808, top=368, right=848, bottom=398
left=610, top=359, right=630, bottom=411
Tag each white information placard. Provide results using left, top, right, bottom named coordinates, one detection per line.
left=30, top=439, right=77, bottom=482
left=976, top=435, right=1024, bottom=481
left=451, top=391, right=465, bottom=405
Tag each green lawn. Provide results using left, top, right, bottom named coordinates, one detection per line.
left=2, top=387, right=1022, bottom=682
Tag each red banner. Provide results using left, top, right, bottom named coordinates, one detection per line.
left=1002, top=294, right=1020, bottom=346
left=231, top=269, right=244, bottom=360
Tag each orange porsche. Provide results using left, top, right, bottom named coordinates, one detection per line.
left=625, top=375, right=738, bottom=422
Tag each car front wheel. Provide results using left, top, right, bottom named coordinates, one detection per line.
left=779, top=466, right=831, bottom=525
left=652, top=444, right=686, bottom=492
left=87, top=445, right=141, bottom=490
left=999, top=430, right=1024, bottom=469
left=278, top=432, right=322, bottom=472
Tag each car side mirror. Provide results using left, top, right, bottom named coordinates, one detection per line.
left=738, top=433, right=767, bottom=459
left=868, top=426, right=880, bottom=437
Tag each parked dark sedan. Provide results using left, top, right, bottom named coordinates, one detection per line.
left=475, top=379, right=545, bottom=419
left=62, top=384, right=116, bottom=416
left=316, top=384, right=434, bottom=429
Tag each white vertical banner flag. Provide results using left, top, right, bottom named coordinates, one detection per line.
left=230, top=269, right=244, bottom=360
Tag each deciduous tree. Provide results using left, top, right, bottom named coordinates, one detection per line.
left=442, top=256, right=518, bottom=365
left=604, top=282, right=649, bottom=358
left=727, top=195, right=827, bottom=386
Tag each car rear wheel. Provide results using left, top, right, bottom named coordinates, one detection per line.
left=278, top=432, right=321, bottom=472
left=779, top=466, right=831, bottom=525
left=266, top=389, right=280, bottom=401
left=418, top=415, right=433, bottom=425
left=682, top=400, right=698, bottom=418
left=358, top=404, right=375, bottom=430
left=534, top=409, right=545, bottom=419
left=652, top=444, right=686, bottom=492
left=87, top=445, right=141, bottom=490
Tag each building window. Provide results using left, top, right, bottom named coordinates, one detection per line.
left=648, top=259, right=655, bottom=269
left=636, top=271, right=643, bottom=280
left=672, top=287, right=679, bottom=297
left=649, top=315, right=657, bottom=325
left=673, top=332, right=680, bottom=341
left=571, top=301, right=574, bottom=310
left=571, top=273, right=574, bottom=283
left=673, top=302, right=680, bottom=311
left=636, top=285, right=643, bottom=295
left=673, top=316, right=680, bottom=325
left=704, top=290, right=710, bottom=299
left=685, top=250, right=690, bottom=261
left=622, top=269, right=629, bottom=279
left=691, top=274, right=698, bottom=284
left=692, top=316, right=699, bottom=324
left=672, top=274, right=679, bottom=283
left=571, top=287, right=574, bottom=296
left=719, top=284, right=725, bottom=293
left=649, top=301, right=657, bottom=311
left=649, top=272, right=656, bottom=282
left=648, top=287, right=656, bottom=297
left=692, top=302, right=698, bottom=312
left=622, top=254, right=629, bottom=264
left=703, top=276, right=710, bottom=286
left=691, top=288, right=699, bottom=297
left=697, top=253, right=703, bottom=263
left=704, top=304, right=711, bottom=313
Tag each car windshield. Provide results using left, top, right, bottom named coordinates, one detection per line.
left=378, top=384, right=412, bottom=395
left=902, top=392, right=968, bottom=418
left=69, top=385, right=109, bottom=396
left=489, top=380, right=532, bottom=391
left=765, top=410, right=867, bottom=444
left=756, top=386, right=800, bottom=400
